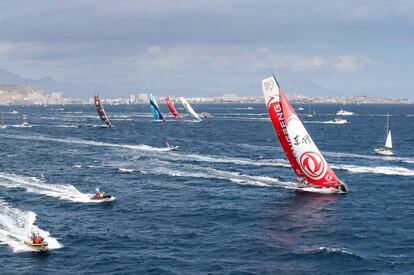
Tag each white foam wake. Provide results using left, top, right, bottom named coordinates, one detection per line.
left=0, top=199, right=62, bottom=253
left=0, top=173, right=94, bottom=203
left=166, top=152, right=291, bottom=168
left=140, top=163, right=295, bottom=188
left=0, top=134, right=170, bottom=152
left=303, top=120, right=348, bottom=124
left=332, top=164, right=414, bottom=176
left=326, top=151, right=414, bottom=164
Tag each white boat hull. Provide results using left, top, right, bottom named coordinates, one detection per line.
left=374, top=147, right=393, bottom=156
left=296, top=186, right=345, bottom=194
left=295, top=181, right=348, bottom=194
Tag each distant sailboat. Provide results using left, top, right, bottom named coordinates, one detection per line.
left=94, top=93, right=112, bottom=127
left=149, top=94, right=164, bottom=121
left=262, top=75, right=348, bottom=193
left=306, top=104, right=313, bottom=117
left=375, top=114, right=393, bottom=156
left=180, top=97, right=201, bottom=121
left=165, top=96, right=180, bottom=118
left=0, top=112, right=6, bottom=128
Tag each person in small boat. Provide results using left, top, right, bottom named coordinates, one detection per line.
left=95, top=188, right=104, bottom=198
left=31, top=233, right=44, bottom=244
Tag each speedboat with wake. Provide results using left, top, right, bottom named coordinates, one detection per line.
left=166, top=142, right=179, bottom=151
left=20, top=120, right=31, bottom=128
left=91, top=188, right=114, bottom=202
left=334, top=118, right=347, bottom=124
left=24, top=232, right=48, bottom=252
left=262, top=75, right=348, bottom=194
left=336, top=109, right=353, bottom=116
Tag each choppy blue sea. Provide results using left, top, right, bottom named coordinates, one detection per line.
left=0, top=103, right=413, bottom=274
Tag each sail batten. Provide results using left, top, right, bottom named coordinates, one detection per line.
left=165, top=96, right=180, bottom=117
left=262, top=76, right=342, bottom=189
left=94, top=93, right=112, bottom=127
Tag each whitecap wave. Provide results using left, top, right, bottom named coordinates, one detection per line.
left=119, top=168, right=134, bottom=173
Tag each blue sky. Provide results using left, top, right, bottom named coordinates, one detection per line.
left=0, top=0, right=412, bottom=98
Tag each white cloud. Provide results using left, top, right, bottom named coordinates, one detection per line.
left=118, top=45, right=370, bottom=73
left=332, top=55, right=370, bottom=72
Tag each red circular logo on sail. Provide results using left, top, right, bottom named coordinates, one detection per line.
left=299, top=151, right=327, bottom=180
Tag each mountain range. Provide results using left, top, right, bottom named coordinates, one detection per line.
left=0, top=68, right=342, bottom=98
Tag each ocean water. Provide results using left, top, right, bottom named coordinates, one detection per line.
left=0, top=103, right=413, bottom=274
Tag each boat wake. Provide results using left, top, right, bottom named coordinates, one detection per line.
left=158, top=152, right=414, bottom=177
left=0, top=173, right=95, bottom=203
left=332, top=164, right=414, bottom=176
left=304, top=120, right=348, bottom=124
left=0, top=134, right=171, bottom=152
left=325, top=151, right=414, bottom=164
left=138, top=162, right=295, bottom=188
left=297, top=245, right=361, bottom=258
left=166, top=152, right=291, bottom=168
left=0, top=199, right=62, bottom=253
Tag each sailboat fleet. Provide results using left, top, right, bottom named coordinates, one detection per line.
left=148, top=94, right=202, bottom=121
left=1, top=74, right=408, bottom=255
left=1, top=75, right=400, bottom=198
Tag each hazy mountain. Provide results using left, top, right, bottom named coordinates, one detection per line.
left=280, top=75, right=342, bottom=97
left=0, top=67, right=345, bottom=98
left=0, top=68, right=83, bottom=97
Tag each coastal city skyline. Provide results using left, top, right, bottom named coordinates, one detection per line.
left=0, top=84, right=411, bottom=105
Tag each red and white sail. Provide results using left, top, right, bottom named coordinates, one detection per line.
left=262, top=76, right=342, bottom=189
left=165, top=96, right=180, bottom=118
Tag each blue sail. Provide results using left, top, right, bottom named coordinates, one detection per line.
left=149, top=94, right=164, bottom=120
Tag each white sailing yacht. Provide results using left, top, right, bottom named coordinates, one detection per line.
left=0, top=112, right=6, bottom=128
left=374, top=114, right=393, bottom=156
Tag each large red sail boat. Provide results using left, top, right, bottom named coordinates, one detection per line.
left=262, top=75, right=348, bottom=193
